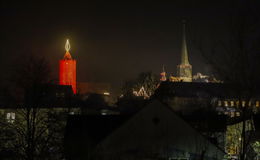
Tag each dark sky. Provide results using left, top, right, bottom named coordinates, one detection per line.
left=1, top=1, right=259, bottom=93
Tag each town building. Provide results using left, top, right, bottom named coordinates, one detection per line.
left=65, top=100, right=225, bottom=160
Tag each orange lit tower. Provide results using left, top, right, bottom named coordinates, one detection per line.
left=59, top=39, right=77, bottom=94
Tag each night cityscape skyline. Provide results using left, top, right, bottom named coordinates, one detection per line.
left=2, top=0, right=256, bottom=92
left=1, top=1, right=260, bottom=159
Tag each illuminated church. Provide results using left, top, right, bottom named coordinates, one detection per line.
left=161, top=20, right=193, bottom=82
left=176, top=20, right=192, bottom=82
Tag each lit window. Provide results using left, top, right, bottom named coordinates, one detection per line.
left=103, top=92, right=110, bottom=96
left=231, top=112, right=235, bottom=117
left=56, top=92, right=65, bottom=98
left=256, top=101, right=259, bottom=107
left=218, top=100, right=222, bottom=106
left=6, top=112, right=15, bottom=123
left=230, top=101, right=234, bottom=107
left=248, top=101, right=252, bottom=107
left=242, top=101, right=246, bottom=107
left=236, top=112, right=240, bottom=117
left=101, top=112, right=107, bottom=115
left=224, top=101, right=228, bottom=107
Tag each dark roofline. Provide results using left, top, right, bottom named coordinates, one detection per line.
left=155, top=81, right=260, bottom=99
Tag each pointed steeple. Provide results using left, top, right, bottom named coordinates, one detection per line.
left=176, top=20, right=192, bottom=82
left=160, top=65, right=167, bottom=81
left=162, top=65, right=165, bottom=73
left=181, top=20, right=190, bottom=65
left=64, top=39, right=72, bottom=59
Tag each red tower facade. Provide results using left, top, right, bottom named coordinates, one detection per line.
left=59, top=40, right=77, bottom=94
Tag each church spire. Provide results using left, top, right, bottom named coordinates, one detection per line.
left=181, top=20, right=190, bottom=65
left=160, top=65, right=167, bottom=81
left=176, top=20, right=192, bottom=82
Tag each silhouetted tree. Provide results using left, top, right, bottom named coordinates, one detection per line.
left=0, top=55, right=67, bottom=160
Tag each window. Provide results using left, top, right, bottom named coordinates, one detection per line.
left=248, top=101, right=252, bottom=107
left=242, top=101, right=246, bottom=107
left=224, top=101, right=228, bottom=107
left=56, top=92, right=65, bottom=98
left=230, top=101, right=234, bottom=107
left=256, top=101, right=259, bottom=107
left=6, top=112, right=15, bottom=123
left=218, top=100, right=222, bottom=106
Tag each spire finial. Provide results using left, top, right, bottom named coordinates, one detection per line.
left=162, top=64, right=165, bottom=72
left=65, top=39, right=71, bottom=52
left=182, top=19, right=186, bottom=36
left=181, top=19, right=190, bottom=65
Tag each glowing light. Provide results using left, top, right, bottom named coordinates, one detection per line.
left=60, top=39, right=77, bottom=94
left=65, top=39, right=71, bottom=52
left=133, top=86, right=149, bottom=99
left=104, top=92, right=110, bottom=95
left=59, top=59, right=76, bottom=94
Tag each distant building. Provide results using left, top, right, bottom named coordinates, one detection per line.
left=161, top=20, right=192, bottom=83
left=176, top=20, right=192, bottom=82
left=0, top=84, right=81, bottom=124
left=77, top=82, right=110, bottom=95
left=155, top=81, right=260, bottom=116
left=160, top=65, right=167, bottom=81
left=65, top=100, right=225, bottom=160
left=77, top=82, right=113, bottom=105
left=59, top=39, right=77, bottom=94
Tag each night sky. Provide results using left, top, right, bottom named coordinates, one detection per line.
left=1, top=1, right=259, bottom=93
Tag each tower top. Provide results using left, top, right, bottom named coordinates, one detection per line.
left=65, top=39, right=71, bottom=52
left=180, top=20, right=190, bottom=65
left=162, top=64, right=165, bottom=73
left=63, top=39, right=72, bottom=59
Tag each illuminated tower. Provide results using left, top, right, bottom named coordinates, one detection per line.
left=59, top=39, right=77, bottom=94
left=160, top=65, right=167, bottom=81
left=177, top=20, right=192, bottom=82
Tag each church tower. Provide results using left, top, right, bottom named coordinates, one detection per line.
left=160, top=65, right=167, bottom=81
left=59, top=39, right=77, bottom=94
left=177, top=20, right=192, bottom=82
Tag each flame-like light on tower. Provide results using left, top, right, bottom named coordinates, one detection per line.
left=65, top=39, right=71, bottom=52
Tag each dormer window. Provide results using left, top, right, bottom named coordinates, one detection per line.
left=6, top=112, right=15, bottom=123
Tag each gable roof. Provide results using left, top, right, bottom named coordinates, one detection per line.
left=97, top=100, right=225, bottom=159
left=64, top=114, right=132, bottom=159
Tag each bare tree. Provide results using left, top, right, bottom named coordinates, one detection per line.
left=0, top=55, right=67, bottom=160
